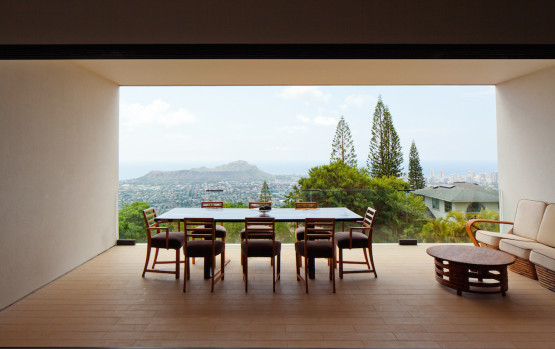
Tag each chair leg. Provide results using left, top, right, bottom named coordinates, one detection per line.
left=363, top=248, right=371, bottom=269
left=331, top=256, right=336, bottom=293
left=304, top=255, right=309, bottom=294
left=277, top=253, right=281, bottom=281
left=244, top=256, right=248, bottom=293
left=211, top=255, right=216, bottom=292
left=295, top=252, right=300, bottom=281
left=175, top=249, right=180, bottom=279
left=152, top=248, right=159, bottom=268
left=221, top=249, right=225, bottom=281
left=272, top=255, right=276, bottom=293
left=142, top=246, right=151, bottom=277
left=339, top=248, right=344, bottom=279
left=183, top=257, right=189, bottom=293
left=369, top=245, right=377, bottom=278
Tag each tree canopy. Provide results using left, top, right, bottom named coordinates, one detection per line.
left=330, top=116, right=357, bottom=166
left=408, top=140, right=426, bottom=189
left=118, top=201, right=150, bottom=242
left=367, top=96, right=403, bottom=178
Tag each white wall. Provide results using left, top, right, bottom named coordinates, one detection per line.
left=0, top=61, right=118, bottom=309
left=497, top=66, right=555, bottom=223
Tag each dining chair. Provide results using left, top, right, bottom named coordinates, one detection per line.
left=193, top=201, right=227, bottom=264
left=295, top=218, right=336, bottom=293
left=183, top=218, right=225, bottom=292
left=335, top=207, right=377, bottom=279
left=141, top=208, right=185, bottom=279
left=242, top=217, right=281, bottom=292
left=240, top=202, right=273, bottom=265
left=294, top=202, right=318, bottom=267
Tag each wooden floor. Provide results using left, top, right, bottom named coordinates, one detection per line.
left=1, top=243, right=554, bottom=349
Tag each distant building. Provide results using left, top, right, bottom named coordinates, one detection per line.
left=414, top=182, right=499, bottom=219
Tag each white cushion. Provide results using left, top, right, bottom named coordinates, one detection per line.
left=512, top=199, right=547, bottom=240
left=530, top=248, right=555, bottom=271
left=536, top=204, right=555, bottom=248
left=476, top=230, right=535, bottom=247
left=499, top=239, right=546, bottom=260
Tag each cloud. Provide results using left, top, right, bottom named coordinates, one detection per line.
left=278, top=125, right=310, bottom=134
left=120, top=99, right=196, bottom=129
left=313, top=116, right=337, bottom=126
left=341, top=94, right=377, bottom=109
left=296, top=114, right=311, bottom=123
left=277, top=86, right=331, bottom=101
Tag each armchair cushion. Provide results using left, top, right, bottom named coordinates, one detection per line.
left=185, top=240, right=225, bottom=258
left=476, top=230, right=535, bottom=247
left=241, top=240, right=281, bottom=257
left=335, top=231, right=369, bottom=249
left=499, top=239, right=547, bottom=260
left=536, top=204, right=555, bottom=248
left=151, top=231, right=185, bottom=249
left=530, top=248, right=555, bottom=271
left=295, top=241, right=334, bottom=258
left=513, top=199, right=547, bottom=240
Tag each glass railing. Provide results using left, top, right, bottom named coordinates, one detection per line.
left=119, top=188, right=500, bottom=244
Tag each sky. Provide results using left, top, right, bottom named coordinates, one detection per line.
left=119, top=85, right=496, bottom=179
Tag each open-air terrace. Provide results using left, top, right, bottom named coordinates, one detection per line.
left=1, top=243, right=553, bottom=349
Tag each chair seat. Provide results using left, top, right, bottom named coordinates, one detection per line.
left=335, top=231, right=369, bottom=249
left=186, top=240, right=225, bottom=258
left=295, top=241, right=334, bottom=258
left=240, top=226, right=273, bottom=239
left=241, top=240, right=281, bottom=257
left=151, top=231, right=185, bottom=249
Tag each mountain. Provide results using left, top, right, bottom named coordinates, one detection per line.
left=125, top=160, right=275, bottom=185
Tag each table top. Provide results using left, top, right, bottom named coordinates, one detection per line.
left=155, top=207, right=362, bottom=223
left=426, top=245, right=516, bottom=266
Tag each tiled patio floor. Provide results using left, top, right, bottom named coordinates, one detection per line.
left=0, top=243, right=554, bottom=348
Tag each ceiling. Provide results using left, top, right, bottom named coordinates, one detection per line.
left=74, top=59, right=555, bottom=86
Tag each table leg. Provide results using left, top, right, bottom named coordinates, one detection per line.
left=204, top=257, right=212, bottom=279
left=308, top=257, right=315, bottom=279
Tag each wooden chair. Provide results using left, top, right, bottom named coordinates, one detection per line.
left=183, top=218, right=225, bottom=292
left=141, top=208, right=185, bottom=279
left=294, top=202, right=318, bottom=240
left=242, top=217, right=281, bottom=292
left=194, top=202, right=227, bottom=264
left=240, top=202, right=273, bottom=264
left=295, top=218, right=336, bottom=293
left=335, top=207, right=377, bottom=279
left=201, top=201, right=224, bottom=208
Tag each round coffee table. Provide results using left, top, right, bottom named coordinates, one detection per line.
left=426, top=245, right=516, bottom=296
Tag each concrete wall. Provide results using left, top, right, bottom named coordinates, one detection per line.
left=497, top=66, right=555, bottom=224
left=0, top=61, right=118, bottom=309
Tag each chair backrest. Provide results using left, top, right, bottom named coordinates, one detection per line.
left=295, top=202, right=317, bottom=209
left=513, top=199, right=547, bottom=240
left=249, top=202, right=271, bottom=209
left=536, top=204, right=555, bottom=247
left=304, top=218, right=335, bottom=243
left=183, top=218, right=216, bottom=241
left=362, top=207, right=377, bottom=230
left=142, top=207, right=157, bottom=227
left=244, top=217, right=275, bottom=240
left=201, top=201, right=224, bottom=208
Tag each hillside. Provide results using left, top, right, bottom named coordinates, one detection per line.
left=125, top=160, right=275, bottom=185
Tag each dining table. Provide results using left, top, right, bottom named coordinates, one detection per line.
left=155, top=207, right=363, bottom=279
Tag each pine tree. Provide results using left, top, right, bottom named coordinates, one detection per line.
left=408, top=140, right=426, bottom=189
left=259, top=180, right=271, bottom=202
left=367, top=96, right=403, bottom=178
left=330, top=116, right=358, bottom=166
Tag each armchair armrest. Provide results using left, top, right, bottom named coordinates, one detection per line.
left=465, top=219, right=514, bottom=247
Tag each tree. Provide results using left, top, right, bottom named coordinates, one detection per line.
left=408, top=140, right=426, bottom=189
left=118, top=201, right=151, bottom=242
left=330, top=116, right=357, bottom=166
left=367, top=96, right=403, bottom=178
left=259, top=180, right=271, bottom=202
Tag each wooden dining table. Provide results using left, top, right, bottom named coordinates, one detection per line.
left=155, top=207, right=362, bottom=279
